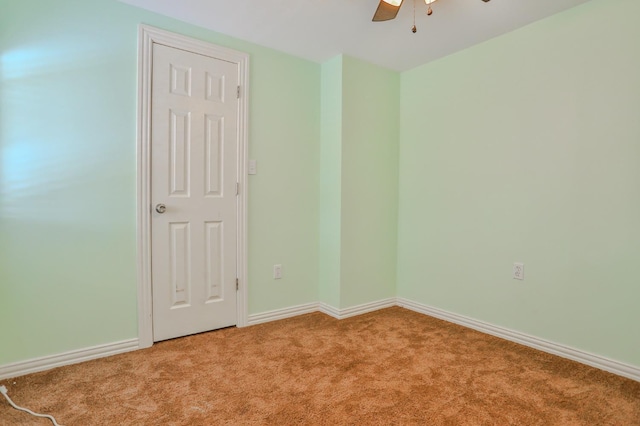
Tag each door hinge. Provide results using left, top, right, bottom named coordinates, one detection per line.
left=237, top=86, right=240, bottom=99
left=236, top=182, right=240, bottom=195
left=236, top=278, right=239, bottom=291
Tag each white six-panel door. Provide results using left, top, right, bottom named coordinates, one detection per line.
left=151, top=43, right=239, bottom=342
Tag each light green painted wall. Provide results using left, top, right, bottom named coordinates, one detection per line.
left=4, top=0, right=635, bottom=372
left=0, top=0, right=320, bottom=364
left=397, top=0, right=640, bottom=366
left=340, top=56, right=399, bottom=308
left=318, top=56, right=343, bottom=308
left=317, top=55, right=400, bottom=309
left=244, top=39, right=321, bottom=315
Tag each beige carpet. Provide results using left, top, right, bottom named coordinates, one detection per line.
left=1, top=307, right=638, bottom=425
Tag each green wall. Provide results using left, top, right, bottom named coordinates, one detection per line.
left=318, top=56, right=399, bottom=309
left=397, top=0, right=640, bottom=366
left=340, top=56, right=399, bottom=308
left=2, top=0, right=637, bottom=372
left=0, top=0, right=320, bottom=365
left=318, top=56, right=343, bottom=308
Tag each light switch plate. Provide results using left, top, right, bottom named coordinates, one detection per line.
left=248, top=160, right=257, bottom=175
left=273, top=264, right=282, bottom=279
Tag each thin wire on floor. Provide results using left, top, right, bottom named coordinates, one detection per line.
left=0, top=385, right=65, bottom=426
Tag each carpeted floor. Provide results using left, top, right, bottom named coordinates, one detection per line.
left=1, top=307, right=638, bottom=425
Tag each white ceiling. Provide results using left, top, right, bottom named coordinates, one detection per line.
left=119, top=0, right=592, bottom=71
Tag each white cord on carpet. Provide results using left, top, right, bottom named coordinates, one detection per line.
left=0, top=385, right=65, bottom=426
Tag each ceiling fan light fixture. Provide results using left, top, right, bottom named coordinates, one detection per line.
left=374, top=0, right=489, bottom=28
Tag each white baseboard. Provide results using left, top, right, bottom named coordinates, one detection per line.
left=247, top=302, right=319, bottom=326
left=0, top=338, right=140, bottom=381
left=396, top=297, right=640, bottom=382
left=319, top=298, right=397, bottom=320
left=317, top=302, right=340, bottom=319
left=247, top=298, right=397, bottom=325
left=3, top=299, right=637, bottom=383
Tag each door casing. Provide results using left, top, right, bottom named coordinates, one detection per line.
left=136, top=25, right=249, bottom=348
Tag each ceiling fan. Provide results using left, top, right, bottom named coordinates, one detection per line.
left=373, top=0, right=491, bottom=33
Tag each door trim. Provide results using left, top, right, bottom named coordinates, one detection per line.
left=136, top=25, right=249, bottom=348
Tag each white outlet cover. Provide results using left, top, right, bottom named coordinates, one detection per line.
left=513, top=262, right=524, bottom=280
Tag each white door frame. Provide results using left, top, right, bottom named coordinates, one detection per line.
left=136, top=25, right=249, bottom=348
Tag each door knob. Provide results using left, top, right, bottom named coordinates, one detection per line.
left=155, top=203, right=167, bottom=214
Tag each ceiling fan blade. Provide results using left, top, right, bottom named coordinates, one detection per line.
left=372, top=0, right=403, bottom=22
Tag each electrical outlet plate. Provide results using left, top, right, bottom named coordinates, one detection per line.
left=513, top=262, right=524, bottom=280
left=273, top=264, right=282, bottom=279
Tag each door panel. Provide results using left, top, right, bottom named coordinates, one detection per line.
left=151, top=43, right=239, bottom=342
